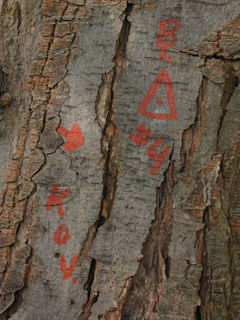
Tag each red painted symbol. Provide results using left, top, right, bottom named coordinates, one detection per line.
left=147, top=137, right=170, bottom=176
left=60, top=255, right=79, bottom=280
left=53, top=224, right=70, bottom=245
left=46, top=184, right=71, bottom=218
left=57, top=123, right=85, bottom=152
left=129, top=124, right=152, bottom=146
left=72, top=277, right=78, bottom=285
left=155, top=19, right=181, bottom=63
left=138, top=70, right=177, bottom=121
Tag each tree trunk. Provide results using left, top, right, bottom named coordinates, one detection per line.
left=0, top=1, right=239, bottom=319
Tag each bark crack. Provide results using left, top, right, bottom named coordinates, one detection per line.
left=193, top=61, right=239, bottom=320
left=117, top=148, right=177, bottom=320
left=216, top=75, right=238, bottom=151
left=79, top=2, right=133, bottom=319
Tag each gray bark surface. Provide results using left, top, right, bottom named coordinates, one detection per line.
left=0, top=1, right=239, bottom=319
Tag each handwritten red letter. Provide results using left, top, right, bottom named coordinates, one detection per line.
left=60, top=255, right=78, bottom=280
left=46, top=185, right=71, bottom=218
left=53, top=224, right=70, bottom=246
left=129, top=124, right=153, bottom=146
left=147, top=138, right=170, bottom=176
left=138, top=70, right=177, bottom=121
left=155, top=19, right=181, bottom=63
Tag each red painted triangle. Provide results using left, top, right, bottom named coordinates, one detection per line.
left=138, top=70, right=178, bottom=121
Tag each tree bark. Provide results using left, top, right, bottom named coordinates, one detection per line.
left=0, top=1, right=239, bottom=319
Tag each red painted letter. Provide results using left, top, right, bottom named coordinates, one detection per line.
left=147, top=137, right=170, bottom=176
left=60, top=255, right=78, bottom=280
left=129, top=124, right=152, bottom=146
left=53, top=224, right=70, bottom=246
left=155, top=19, right=181, bottom=63
left=138, top=70, right=177, bottom=121
left=46, top=185, right=71, bottom=218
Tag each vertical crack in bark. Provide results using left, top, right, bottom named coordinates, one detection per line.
left=225, top=143, right=240, bottom=320
left=180, top=77, right=208, bottom=173
left=197, top=142, right=240, bottom=320
left=192, top=66, right=239, bottom=319
left=216, top=75, right=239, bottom=152
left=117, top=149, right=177, bottom=320
left=118, top=74, right=209, bottom=320
left=197, top=207, right=211, bottom=320
left=215, top=76, right=239, bottom=320
left=79, top=2, right=133, bottom=319
left=180, top=77, right=208, bottom=320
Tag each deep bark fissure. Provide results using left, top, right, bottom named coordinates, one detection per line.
left=79, top=2, right=133, bottom=319
left=195, top=306, right=201, bottom=320
left=119, top=149, right=177, bottom=320
left=216, top=75, right=238, bottom=151
left=225, top=147, right=239, bottom=319
left=194, top=61, right=239, bottom=320
left=181, top=76, right=208, bottom=173
left=84, top=259, right=97, bottom=300
left=97, top=0, right=133, bottom=225
left=196, top=207, right=211, bottom=320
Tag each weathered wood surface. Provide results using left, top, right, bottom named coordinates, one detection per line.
left=0, top=1, right=239, bottom=319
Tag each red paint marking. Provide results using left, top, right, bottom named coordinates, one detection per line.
left=138, top=70, right=177, bottom=121
left=46, top=184, right=71, bottom=218
left=72, top=277, right=78, bottom=285
left=53, top=224, right=70, bottom=246
left=60, top=255, right=78, bottom=280
left=147, top=137, right=170, bottom=176
left=129, top=124, right=153, bottom=146
left=57, top=123, right=85, bottom=152
left=155, top=19, right=181, bottom=63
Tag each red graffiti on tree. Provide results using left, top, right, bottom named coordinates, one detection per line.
left=155, top=19, right=181, bottom=63
left=147, top=137, right=170, bottom=176
left=130, top=124, right=170, bottom=175
left=129, top=124, right=153, bottom=146
left=46, top=184, right=71, bottom=218
left=138, top=70, right=177, bottom=121
left=57, top=123, right=85, bottom=152
left=46, top=185, right=79, bottom=284
left=60, top=255, right=79, bottom=280
left=53, top=224, right=70, bottom=245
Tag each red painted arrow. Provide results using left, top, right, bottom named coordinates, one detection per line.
left=57, top=123, right=85, bottom=152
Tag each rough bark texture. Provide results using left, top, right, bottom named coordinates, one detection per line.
left=0, top=1, right=239, bottom=319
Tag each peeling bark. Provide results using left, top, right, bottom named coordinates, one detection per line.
left=1, top=0, right=80, bottom=316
